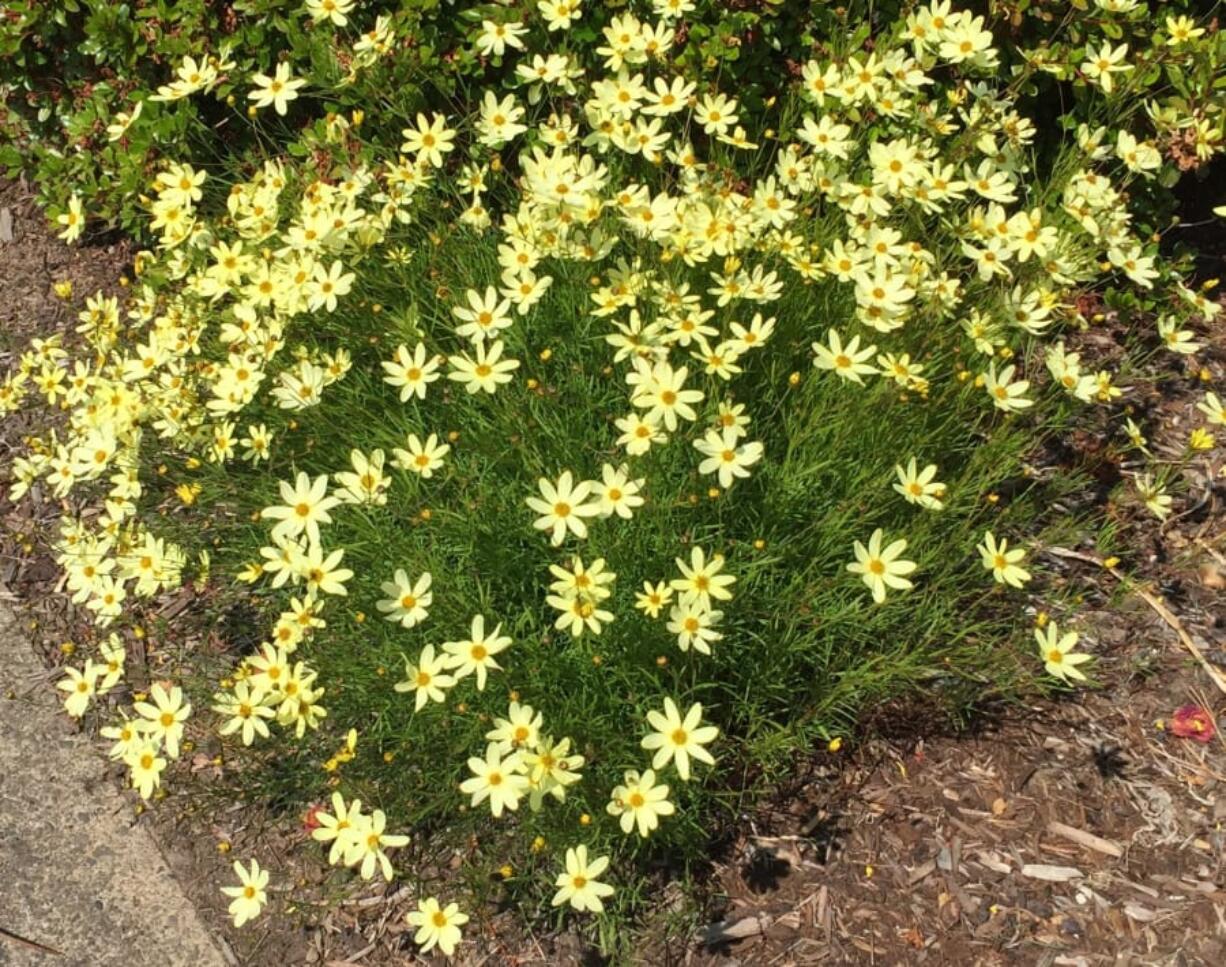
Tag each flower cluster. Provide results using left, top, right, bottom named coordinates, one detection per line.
left=5, top=0, right=1224, bottom=952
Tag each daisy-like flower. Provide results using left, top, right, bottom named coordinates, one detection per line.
left=476, top=18, right=528, bottom=57
left=57, top=660, right=100, bottom=718
left=694, top=427, right=764, bottom=488
left=893, top=458, right=945, bottom=510
left=593, top=463, right=645, bottom=518
left=332, top=449, right=390, bottom=506
left=1157, top=316, right=1203, bottom=355
left=105, top=101, right=143, bottom=142
left=214, top=680, right=276, bottom=746
left=978, top=531, right=1031, bottom=588
left=812, top=329, right=877, bottom=384
left=847, top=529, right=917, bottom=604
left=221, top=859, right=270, bottom=928
left=345, top=808, right=409, bottom=881
left=381, top=343, right=440, bottom=401
left=615, top=411, right=668, bottom=455
left=443, top=615, right=512, bottom=690
left=134, top=682, right=191, bottom=758
left=526, top=471, right=601, bottom=545
left=293, top=543, right=353, bottom=597
left=548, top=555, right=616, bottom=603
left=460, top=742, right=529, bottom=817
left=55, top=194, right=85, bottom=243
left=393, top=644, right=456, bottom=712
left=311, top=793, right=366, bottom=865
left=392, top=432, right=451, bottom=479
left=447, top=339, right=520, bottom=394
left=376, top=569, right=433, bottom=628
left=1135, top=473, right=1172, bottom=520
left=248, top=63, right=306, bottom=116
left=641, top=697, right=719, bottom=781
left=305, top=0, right=354, bottom=26
left=983, top=363, right=1033, bottom=412
left=666, top=602, right=723, bottom=655
left=671, top=547, right=736, bottom=611
left=399, top=113, right=456, bottom=168
left=539, top=0, right=584, bottom=32
left=547, top=591, right=615, bottom=638
left=551, top=845, right=615, bottom=913
left=630, top=359, right=704, bottom=431
left=406, top=897, right=469, bottom=957
left=1080, top=41, right=1132, bottom=94
left=452, top=286, right=514, bottom=344
left=634, top=580, right=674, bottom=618
left=607, top=768, right=675, bottom=838
left=1197, top=391, right=1226, bottom=426
left=486, top=701, right=543, bottom=753
left=307, top=260, right=354, bottom=313
left=261, top=472, right=341, bottom=547
left=125, top=740, right=167, bottom=799
left=523, top=735, right=585, bottom=808
left=101, top=714, right=144, bottom=761
left=1036, top=622, right=1092, bottom=683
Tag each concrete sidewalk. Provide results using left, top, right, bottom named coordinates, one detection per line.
left=0, top=590, right=227, bottom=967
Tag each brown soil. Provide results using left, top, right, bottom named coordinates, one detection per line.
left=2, top=176, right=1224, bottom=966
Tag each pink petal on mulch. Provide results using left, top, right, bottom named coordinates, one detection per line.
left=1170, top=705, right=1217, bottom=743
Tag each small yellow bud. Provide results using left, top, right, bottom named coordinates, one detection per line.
left=1102, top=556, right=1120, bottom=569
left=531, top=836, right=546, bottom=853
left=1035, top=611, right=1049, bottom=628
left=217, top=841, right=231, bottom=854
left=788, top=371, right=801, bottom=386
left=591, top=654, right=603, bottom=666
left=60, top=642, right=75, bottom=656
left=499, top=864, right=513, bottom=879
left=656, top=655, right=668, bottom=667
left=354, top=612, right=366, bottom=623
left=579, top=814, right=591, bottom=826
left=539, top=348, right=553, bottom=362
left=419, top=508, right=432, bottom=521
left=828, top=737, right=843, bottom=752
left=383, top=751, right=395, bottom=763
left=752, top=539, right=766, bottom=551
